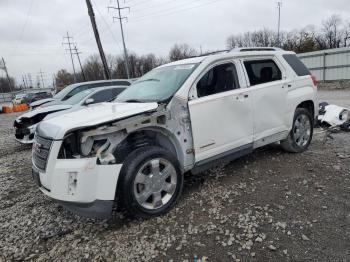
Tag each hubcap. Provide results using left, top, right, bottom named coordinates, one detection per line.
left=293, top=114, right=311, bottom=147
left=133, top=158, right=177, bottom=210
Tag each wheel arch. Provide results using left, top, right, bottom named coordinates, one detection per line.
left=113, top=127, right=184, bottom=168
left=296, top=100, right=315, bottom=120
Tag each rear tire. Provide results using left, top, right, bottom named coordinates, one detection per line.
left=281, top=108, right=313, bottom=153
left=117, top=146, right=183, bottom=218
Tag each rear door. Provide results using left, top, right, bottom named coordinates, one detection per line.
left=188, top=60, right=253, bottom=163
left=242, top=57, right=289, bottom=142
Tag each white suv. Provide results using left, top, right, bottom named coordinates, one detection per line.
left=32, top=48, right=318, bottom=218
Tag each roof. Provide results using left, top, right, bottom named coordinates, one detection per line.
left=160, top=48, right=295, bottom=68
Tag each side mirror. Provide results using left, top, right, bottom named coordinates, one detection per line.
left=85, top=98, right=95, bottom=105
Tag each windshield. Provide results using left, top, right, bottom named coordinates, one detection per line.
left=62, top=89, right=93, bottom=105
left=115, top=64, right=197, bottom=103
left=53, top=83, right=79, bottom=99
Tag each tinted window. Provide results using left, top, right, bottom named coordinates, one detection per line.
left=197, top=63, right=240, bottom=98
left=111, top=87, right=125, bottom=98
left=283, top=54, right=310, bottom=76
left=90, top=89, right=113, bottom=103
left=64, top=84, right=101, bottom=100
left=63, top=90, right=94, bottom=105
left=244, top=59, right=282, bottom=86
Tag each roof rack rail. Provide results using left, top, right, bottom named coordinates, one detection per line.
left=188, top=50, right=229, bottom=59
left=230, top=47, right=283, bottom=52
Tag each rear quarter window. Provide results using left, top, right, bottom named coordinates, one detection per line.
left=283, top=54, right=310, bottom=76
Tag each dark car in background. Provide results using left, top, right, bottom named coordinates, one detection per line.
left=30, top=79, right=134, bottom=109
left=22, top=92, right=52, bottom=105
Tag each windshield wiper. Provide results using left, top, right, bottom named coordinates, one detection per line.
left=122, top=99, right=147, bottom=103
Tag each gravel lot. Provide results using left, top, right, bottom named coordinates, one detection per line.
left=0, top=90, right=349, bottom=261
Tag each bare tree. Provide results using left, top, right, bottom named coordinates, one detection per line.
left=169, top=44, right=197, bottom=62
left=0, top=77, right=15, bottom=93
left=322, top=14, right=343, bottom=49
left=55, top=69, right=74, bottom=89
left=342, top=21, right=350, bottom=47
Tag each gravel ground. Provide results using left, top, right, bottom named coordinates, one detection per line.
left=0, top=90, right=349, bottom=261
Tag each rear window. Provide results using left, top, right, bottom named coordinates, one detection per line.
left=283, top=54, right=310, bottom=76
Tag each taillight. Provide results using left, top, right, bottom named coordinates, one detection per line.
left=311, top=75, right=317, bottom=87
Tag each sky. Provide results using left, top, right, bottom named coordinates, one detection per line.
left=0, top=0, right=349, bottom=87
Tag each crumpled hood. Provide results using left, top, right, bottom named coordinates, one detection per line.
left=16, top=104, right=73, bottom=122
left=37, top=102, right=159, bottom=139
left=30, top=98, right=56, bottom=107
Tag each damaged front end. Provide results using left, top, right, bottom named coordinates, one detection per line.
left=14, top=117, right=39, bottom=143
left=57, top=99, right=194, bottom=171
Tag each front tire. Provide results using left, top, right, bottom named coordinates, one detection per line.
left=281, top=108, right=313, bottom=153
left=117, top=146, right=183, bottom=218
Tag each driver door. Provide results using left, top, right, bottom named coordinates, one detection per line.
left=188, top=61, right=253, bottom=163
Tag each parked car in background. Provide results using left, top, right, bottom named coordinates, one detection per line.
left=22, top=92, right=52, bottom=105
left=31, top=47, right=318, bottom=218
left=30, top=79, right=134, bottom=109
left=14, top=86, right=126, bottom=144
left=12, top=93, right=26, bottom=104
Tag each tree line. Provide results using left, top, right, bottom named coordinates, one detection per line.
left=2, top=14, right=349, bottom=92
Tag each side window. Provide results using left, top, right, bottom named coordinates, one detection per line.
left=111, top=88, right=125, bottom=98
left=196, top=63, right=240, bottom=98
left=244, top=59, right=282, bottom=86
left=64, top=85, right=89, bottom=100
left=89, top=89, right=113, bottom=103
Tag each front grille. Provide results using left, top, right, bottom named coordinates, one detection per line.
left=32, top=135, right=53, bottom=172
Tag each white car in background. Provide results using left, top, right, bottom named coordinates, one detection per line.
left=30, top=79, right=133, bottom=109
left=14, top=86, right=126, bottom=144
left=32, top=47, right=318, bottom=218
left=13, top=93, right=26, bottom=105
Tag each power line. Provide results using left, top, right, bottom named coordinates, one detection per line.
left=108, top=0, right=131, bottom=79
left=11, top=0, right=35, bottom=56
left=131, top=0, right=182, bottom=13
left=62, top=31, right=77, bottom=82
left=129, top=0, right=226, bottom=23
left=92, top=0, right=123, bottom=53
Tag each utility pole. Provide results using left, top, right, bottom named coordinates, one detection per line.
left=52, top=74, right=58, bottom=92
left=22, top=76, right=27, bottom=89
left=108, top=0, right=130, bottom=79
left=62, top=32, right=77, bottom=82
left=24, top=74, right=29, bottom=89
left=1, top=57, right=13, bottom=91
left=28, top=73, right=33, bottom=88
left=72, top=44, right=87, bottom=81
left=38, top=69, right=45, bottom=88
left=277, top=1, right=282, bottom=47
left=86, top=0, right=111, bottom=80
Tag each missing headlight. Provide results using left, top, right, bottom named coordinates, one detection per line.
left=58, top=133, right=80, bottom=159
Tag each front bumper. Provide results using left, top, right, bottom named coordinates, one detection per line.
left=32, top=141, right=122, bottom=217
left=58, top=200, right=115, bottom=218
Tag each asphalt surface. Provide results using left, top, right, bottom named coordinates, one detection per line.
left=0, top=90, right=349, bottom=261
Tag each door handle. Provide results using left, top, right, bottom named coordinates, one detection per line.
left=244, top=94, right=249, bottom=98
